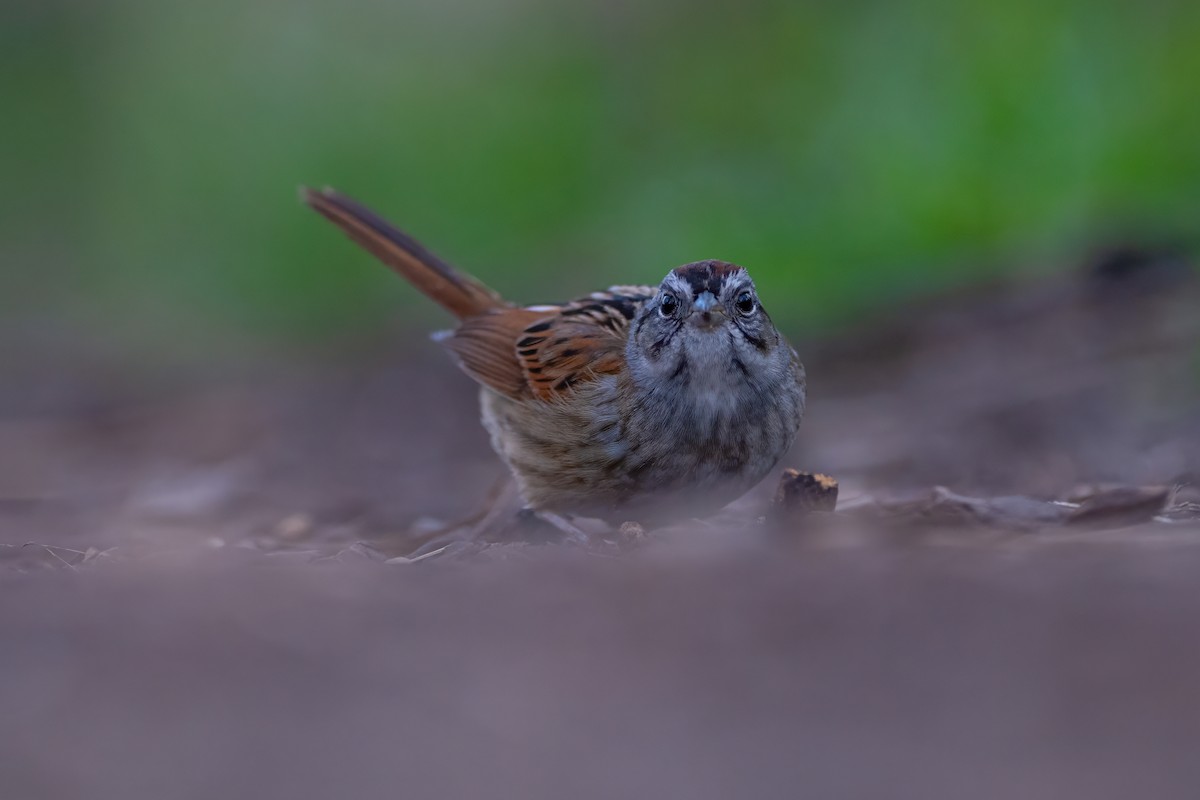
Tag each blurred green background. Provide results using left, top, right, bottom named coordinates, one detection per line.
left=4, top=0, right=1199, bottom=361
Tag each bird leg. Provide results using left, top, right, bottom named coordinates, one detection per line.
left=522, top=509, right=593, bottom=546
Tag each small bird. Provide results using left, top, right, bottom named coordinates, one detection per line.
left=303, top=187, right=805, bottom=533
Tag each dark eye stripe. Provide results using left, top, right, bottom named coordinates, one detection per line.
left=741, top=329, right=767, bottom=351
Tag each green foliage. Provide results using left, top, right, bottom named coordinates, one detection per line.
left=4, top=0, right=1199, bottom=350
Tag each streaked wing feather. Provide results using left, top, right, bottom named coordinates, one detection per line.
left=518, top=286, right=656, bottom=401
left=442, top=309, right=545, bottom=398
left=441, top=285, right=656, bottom=401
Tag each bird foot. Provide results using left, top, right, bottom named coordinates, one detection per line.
left=517, top=508, right=593, bottom=545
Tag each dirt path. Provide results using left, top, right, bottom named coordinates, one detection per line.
left=2, top=257, right=1198, bottom=798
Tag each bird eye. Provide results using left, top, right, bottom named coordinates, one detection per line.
left=735, top=291, right=756, bottom=315
left=659, top=293, right=679, bottom=318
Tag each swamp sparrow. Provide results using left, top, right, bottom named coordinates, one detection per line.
left=304, top=188, right=805, bottom=528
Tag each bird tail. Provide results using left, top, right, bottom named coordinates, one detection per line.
left=301, top=186, right=507, bottom=320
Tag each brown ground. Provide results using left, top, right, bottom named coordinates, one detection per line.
left=2, top=249, right=1199, bottom=799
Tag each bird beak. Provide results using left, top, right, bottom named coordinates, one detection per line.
left=690, top=291, right=724, bottom=329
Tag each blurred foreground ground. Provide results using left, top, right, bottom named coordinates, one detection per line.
left=2, top=252, right=1199, bottom=799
